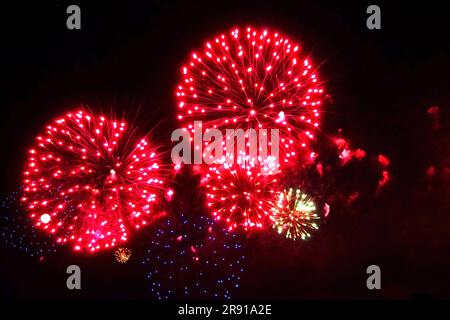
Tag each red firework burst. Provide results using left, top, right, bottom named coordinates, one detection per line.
left=176, top=26, right=325, bottom=164
left=204, top=161, right=281, bottom=230
left=21, top=109, right=166, bottom=253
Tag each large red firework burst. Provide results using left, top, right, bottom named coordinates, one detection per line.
left=21, top=109, right=167, bottom=253
left=204, top=161, right=281, bottom=230
left=176, top=26, right=325, bottom=164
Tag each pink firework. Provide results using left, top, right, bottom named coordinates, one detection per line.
left=21, top=109, right=167, bottom=253
left=176, top=26, right=325, bottom=164
left=204, top=161, right=281, bottom=230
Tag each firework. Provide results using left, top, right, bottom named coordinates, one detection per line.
left=204, top=161, right=281, bottom=230
left=176, top=26, right=325, bottom=164
left=21, top=109, right=167, bottom=253
left=114, top=247, right=132, bottom=263
left=271, top=188, right=320, bottom=240
left=0, top=191, right=58, bottom=258
left=142, top=212, right=245, bottom=300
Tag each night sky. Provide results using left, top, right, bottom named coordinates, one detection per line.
left=1, top=0, right=449, bottom=300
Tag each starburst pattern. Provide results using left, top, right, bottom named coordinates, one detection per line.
left=176, top=26, right=325, bottom=164
left=21, top=109, right=168, bottom=253
left=204, top=161, right=281, bottom=230
left=114, top=247, right=132, bottom=263
left=271, top=188, right=320, bottom=240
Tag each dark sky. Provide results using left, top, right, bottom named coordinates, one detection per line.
left=1, top=0, right=449, bottom=300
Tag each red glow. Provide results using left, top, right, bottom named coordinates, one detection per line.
left=427, top=106, right=440, bottom=130
left=347, top=192, right=359, bottom=205
left=316, top=162, right=324, bottom=176
left=426, top=166, right=436, bottom=178
left=323, top=203, right=330, bottom=218
left=427, top=106, right=439, bottom=115
left=335, top=137, right=365, bottom=164
left=378, top=154, right=390, bottom=167
left=353, top=148, right=366, bottom=160
left=378, top=170, right=390, bottom=189
left=334, top=138, right=348, bottom=150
